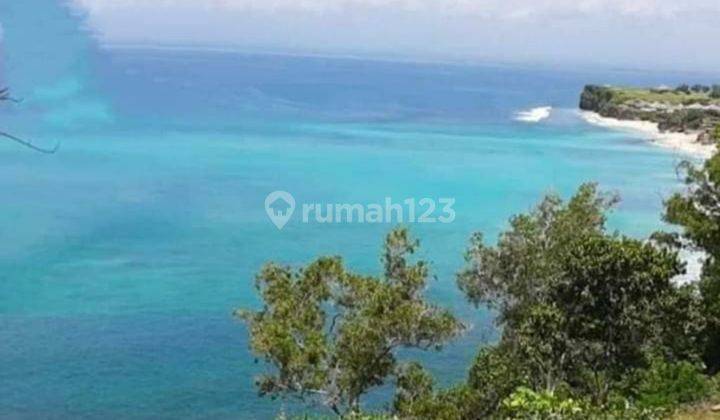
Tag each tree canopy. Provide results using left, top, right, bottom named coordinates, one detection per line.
left=238, top=227, right=464, bottom=416
left=242, top=182, right=719, bottom=418
left=454, top=183, right=704, bottom=407
left=665, top=153, right=720, bottom=374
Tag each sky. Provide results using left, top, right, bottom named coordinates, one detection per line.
left=57, top=0, right=720, bottom=72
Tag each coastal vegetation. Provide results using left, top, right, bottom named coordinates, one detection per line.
left=241, top=88, right=720, bottom=418
left=580, top=84, right=720, bottom=144
left=237, top=228, right=464, bottom=416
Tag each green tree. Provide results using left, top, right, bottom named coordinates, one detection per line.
left=712, top=124, right=720, bottom=142
left=394, top=343, right=531, bottom=419
left=238, top=227, right=464, bottom=416
left=665, top=153, right=720, bottom=373
left=458, top=183, right=618, bottom=327
left=553, top=235, right=689, bottom=401
left=466, top=343, right=531, bottom=415
left=676, top=84, right=692, bottom=94
left=632, top=358, right=711, bottom=410
left=394, top=362, right=476, bottom=420
left=711, top=85, right=720, bottom=99
left=458, top=184, right=700, bottom=404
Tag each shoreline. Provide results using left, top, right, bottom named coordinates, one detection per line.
left=580, top=110, right=710, bottom=285
left=579, top=111, right=715, bottom=159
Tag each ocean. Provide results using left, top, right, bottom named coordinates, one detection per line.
left=0, top=41, right=716, bottom=418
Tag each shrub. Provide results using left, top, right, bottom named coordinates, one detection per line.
left=595, top=394, right=665, bottom=420
left=633, top=359, right=711, bottom=410
left=676, top=84, right=691, bottom=94
left=467, top=344, right=529, bottom=414
left=500, top=387, right=587, bottom=419
left=394, top=363, right=486, bottom=420
left=711, top=85, right=720, bottom=99
left=658, top=109, right=708, bottom=131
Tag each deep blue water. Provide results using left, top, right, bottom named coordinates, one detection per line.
left=0, top=45, right=717, bottom=418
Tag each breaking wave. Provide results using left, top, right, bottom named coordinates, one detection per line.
left=515, top=106, right=552, bottom=123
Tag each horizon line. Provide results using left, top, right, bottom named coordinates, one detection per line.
left=98, top=42, right=720, bottom=78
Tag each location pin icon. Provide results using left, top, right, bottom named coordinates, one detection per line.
left=265, top=191, right=296, bottom=230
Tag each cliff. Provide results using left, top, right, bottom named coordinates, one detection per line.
left=580, top=85, right=720, bottom=144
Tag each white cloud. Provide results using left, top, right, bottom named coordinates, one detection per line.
left=73, top=0, right=720, bottom=19
left=68, top=0, right=720, bottom=71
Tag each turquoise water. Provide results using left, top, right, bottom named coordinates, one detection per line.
left=1, top=23, right=718, bottom=417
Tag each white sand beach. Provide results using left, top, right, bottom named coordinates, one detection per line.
left=580, top=111, right=715, bottom=159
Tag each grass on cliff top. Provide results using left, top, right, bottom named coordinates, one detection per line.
left=671, top=400, right=720, bottom=419
left=609, top=87, right=720, bottom=106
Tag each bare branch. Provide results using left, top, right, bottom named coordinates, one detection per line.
left=0, top=87, right=22, bottom=103
left=0, top=87, right=58, bottom=154
left=0, top=131, right=60, bottom=154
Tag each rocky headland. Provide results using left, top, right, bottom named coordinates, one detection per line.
left=580, top=84, right=720, bottom=149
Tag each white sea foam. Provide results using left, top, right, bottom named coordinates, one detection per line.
left=515, top=106, right=552, bottom=123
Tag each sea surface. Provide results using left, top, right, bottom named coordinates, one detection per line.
left=0, top=41, right=717, bottom=418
